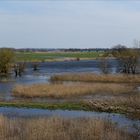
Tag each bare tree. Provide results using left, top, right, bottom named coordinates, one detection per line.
left=32, top=62, right=39, bottom=71
left=13, top=62, right=26, bottom=77
left=133, top=39, right=140, bottom=48
left=112, top=45, right=140, bottom=74
left=99, top=58, right=110, bottom=74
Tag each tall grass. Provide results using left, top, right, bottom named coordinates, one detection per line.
left=12, top=83, right=135, bottom=98
left=51, top=73, right=140, bottom=83
left=0, top=116, right=136, bottom=140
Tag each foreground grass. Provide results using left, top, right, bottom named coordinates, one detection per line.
left=51, top=73, right=140, bottom=83
left=0, top=115, right=136, bottom=140
left=12, top=83, right=135, bottom=98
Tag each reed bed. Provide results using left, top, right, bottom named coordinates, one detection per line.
left=85, top=95, right=140, bottom=119
left=12, top=83, right=135, bottom=98
left=0, top=115, right=137, bottom=140
left=51, top=73, right=140, bottom=83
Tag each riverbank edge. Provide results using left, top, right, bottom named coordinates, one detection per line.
left=0, top=101, right=138, bottom=119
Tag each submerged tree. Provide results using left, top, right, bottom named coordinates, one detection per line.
left=32, top=62, right=39, bottom=71
left=0, top=48, right=15, bottom=75
left=98, top=51, right=112, bottom=74
left=112, top=45, right=140, bottom=74
left=99, top=58, right=110, bottom=74
left=13, top=62, right=26, bottom=77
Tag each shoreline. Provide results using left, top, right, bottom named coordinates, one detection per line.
left=0, top=100, right=139, bottom=120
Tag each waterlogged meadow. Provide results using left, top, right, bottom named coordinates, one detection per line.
left=0, top=60, right=140, bottom=140
left=1, top=0, right=140, bottom=139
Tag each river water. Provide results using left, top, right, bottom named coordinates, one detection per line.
left=0, top=60, right=139, bottom=133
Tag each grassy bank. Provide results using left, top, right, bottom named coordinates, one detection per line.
left=12, top=83, right=135, bottom=98
left=16, top=51, right=103, bottom=62
left=0, top=101, right=88, bottom=110
left=51, top=73, right=140, bottom=83
left=0, top=97, right=140, bottom=119
left=0, top=115, right=136, bottom=140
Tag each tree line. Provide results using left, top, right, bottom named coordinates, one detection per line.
left=0, top=45, right=139, bottom=77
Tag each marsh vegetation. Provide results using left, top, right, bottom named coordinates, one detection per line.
left=0, top=115, right=138, bottom=140
left=0, top=48, right=140, bottom=140
left=51, top=73, right=140, bottom=83
left=12, top=82, right=136, bottom=98
left=9, top=70, right=140, bottom=119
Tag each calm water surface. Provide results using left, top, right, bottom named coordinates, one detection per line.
left=0, top=60, right=118, bottom=100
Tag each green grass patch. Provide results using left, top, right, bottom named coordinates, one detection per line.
left=15, top=51, right=104, bottom=62
left=1, top=99, right=139, bottom=120
left=0, top=101, right=89, bottom=111
left=0, top=101, right=139, bottom=119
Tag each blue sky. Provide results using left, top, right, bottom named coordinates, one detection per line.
left=0, top=0, right=140, bottom=48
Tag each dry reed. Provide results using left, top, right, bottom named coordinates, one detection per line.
left=0, top=116, right=136, bottom=140
left=51, top=73, right=140, bottom=83
left=12, top=83, right=135, bottom=98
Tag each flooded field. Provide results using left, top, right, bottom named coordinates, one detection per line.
left=0, top=59, right=139, bottom=139
left=0, top=60, right=118, bottom=100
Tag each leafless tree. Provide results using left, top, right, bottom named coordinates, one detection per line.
left=99, top=58, right=110, bottom=74
left=112, top=44, right=140, bottom=74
